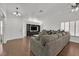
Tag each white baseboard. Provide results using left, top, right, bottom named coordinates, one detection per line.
left=70, top=36, right=79, bottom=43
left=70, top=40, right=79, bottom=43
left=4, top=36, right=24, bottom=44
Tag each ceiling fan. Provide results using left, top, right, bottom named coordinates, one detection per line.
left=12, top=7, right=22, bottom=16
left=71, top=3, right=79, bottom=12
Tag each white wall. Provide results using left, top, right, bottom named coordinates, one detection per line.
left=0, top=4, right=24, bottom=43
left=4, top=17, right=23, bottom=41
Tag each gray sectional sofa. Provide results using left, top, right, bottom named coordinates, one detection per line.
left=30, top=30, right=70, bottom=56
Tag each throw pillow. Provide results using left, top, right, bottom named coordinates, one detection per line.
left=57, top=33, right=62, bottom=38
left=36, top=30, right=48, bottom=41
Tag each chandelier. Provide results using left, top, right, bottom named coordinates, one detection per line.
left=13, top=7, right=22, bottom=16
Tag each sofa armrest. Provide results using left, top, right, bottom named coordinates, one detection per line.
left=31, top=37, right=44, bottom=48
left=30, top=37, right=48, bottom=55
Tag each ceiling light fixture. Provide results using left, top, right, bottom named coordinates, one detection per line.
left=13, top=7, right=21, bottom=16
left=71, top=3, right=79, bottom=12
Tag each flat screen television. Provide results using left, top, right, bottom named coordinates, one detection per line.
left=31, top=26, right=37, bottom=30
left=30, top=26, right=38, bottom=32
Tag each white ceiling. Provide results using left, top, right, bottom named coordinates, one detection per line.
left=0, top=3, right=79, bottom=22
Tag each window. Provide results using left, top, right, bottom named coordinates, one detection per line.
left=70, top=21, right=75, bottom=36
left=76, top=20, right=79, bottom=36
left=60, top=21, right=79, bottom=36
left=60, top=22, right=65, bottom=31
left=65, top=22, right=69, bottom=32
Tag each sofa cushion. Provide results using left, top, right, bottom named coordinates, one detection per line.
left=51, top=34, right=59, bottom=39
left=56, top=33, right=63, bottom=38
left=62, top=32, right=66, bottom=36
left=40, top=35, right=55, bottom=46
left=36, top=30, right=48, bottom=41
left=39, top=30, right=48, bottom=35
left=46, top=30, right=54, bottom=35
left=52, top=31, right=57, bottom=34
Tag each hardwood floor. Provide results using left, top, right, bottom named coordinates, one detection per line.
left=2, top=37, right=31, bottom=56
left=0, top=37, right=79, bottom=56
left=58, top=42, right=79, bottom=56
